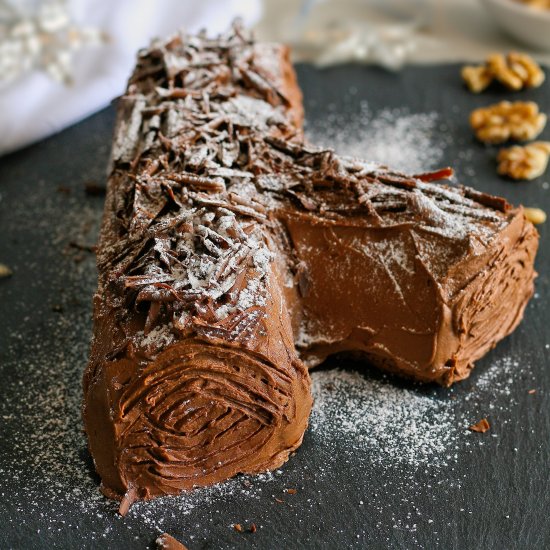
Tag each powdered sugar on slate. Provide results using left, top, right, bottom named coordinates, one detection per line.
left=307, top=100, right=451, bottom=174
left=310, top=369, right=457, bottom=468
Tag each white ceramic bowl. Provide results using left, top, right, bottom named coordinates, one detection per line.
left=481, top=0, right=550, bottom=51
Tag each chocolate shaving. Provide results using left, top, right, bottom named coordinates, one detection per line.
left=239, top=65, right=288, bottom=106
left=463, top=187, right=510, bottom=213
left=287, top=189, right=317, bottom=211
left=413, top=167, right=454, bottom=182
left=164, top=172, right=226, bottom=193
left=84, top=181, right=107, bottom=196
left=57, top=185, right=71, bottom=195
left=118, top=486, right=138, bottom=516
left=69, top=241, right=96, bottom=253
left=155, top=533, right=188, bottom=550
left=376, top=174, right=417, bottom=191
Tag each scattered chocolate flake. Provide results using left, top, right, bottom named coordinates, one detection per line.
left=0, top=263, right=13, bottom=278
left=249, top=523, right=257, bottom=533
left=155, top=532, right=188, bottom=550
left=285, top=488, right=297, bottom=495
left=233, top=523, right=243, bottom=533
left=68, top=241, right=96, bottom=253
left=84, top=181, right=106, bottom=196
left=468, top=418, right=490, bottom=433
left=56, top=185, right=72, bottom=195
left=118, top=487, right=138, bottom=516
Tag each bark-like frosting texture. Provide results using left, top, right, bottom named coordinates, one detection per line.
left=83, top=23, right=538, bottom=505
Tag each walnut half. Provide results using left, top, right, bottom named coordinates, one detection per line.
left=516, top=0, right=550, bottom=11
left=523, top=207, right=547, bottom=225
left=497, top=141, right=550, bottom=180
left=470, top=101, right=547, bottom=144
left=462, top=52, right=545, bottom=93
left=461, top=65, right=493, bottom=94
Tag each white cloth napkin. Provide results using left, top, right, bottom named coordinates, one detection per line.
left=0, top=0, right=261, bottom=156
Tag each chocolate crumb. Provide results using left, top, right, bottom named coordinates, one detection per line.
left=118, top=487, right=138, bottom=516
left=56, top=185, right=72, bottom=195
left=249, top=523, right=257, bottom=533
left=233, top=523, right=243, bottom=532
left=0, top=263, right=13, bottom=278
left=68, top=241, right=96, bottom=253
left=285, top=488, right=297, bottom=494
left=155, top=532, right=188, bottom=550
left=84, top=181, right=106, bottom=196
left=528, top=389, right=536, bottom=394
left=468, top=418, right=490, bottom=433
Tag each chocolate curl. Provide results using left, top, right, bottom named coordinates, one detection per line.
left=156, top=533, right=188, bottom=550
left=413, top=167, right=454, bottom=182
left=118, top=486, right=138, bottom=516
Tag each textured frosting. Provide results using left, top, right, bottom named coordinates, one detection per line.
left=83, top=23, right=539, bottom=507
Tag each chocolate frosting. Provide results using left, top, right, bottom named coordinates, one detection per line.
left=83, top=23, right=539, bottom=505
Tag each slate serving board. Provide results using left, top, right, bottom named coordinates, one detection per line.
left=0, top=64, right=549, bottom=550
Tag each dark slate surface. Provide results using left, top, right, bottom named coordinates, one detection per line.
left=0, top=64, right=549, bottom=550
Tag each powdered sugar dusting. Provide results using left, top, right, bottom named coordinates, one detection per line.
left=310, top=369, right=456, bottom=468
left=137, top=323, right=176, bottom=350
left=307, top=101, right=451, bottom=174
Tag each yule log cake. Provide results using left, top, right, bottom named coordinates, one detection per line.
left=83, top=24, right=539, bottom=508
